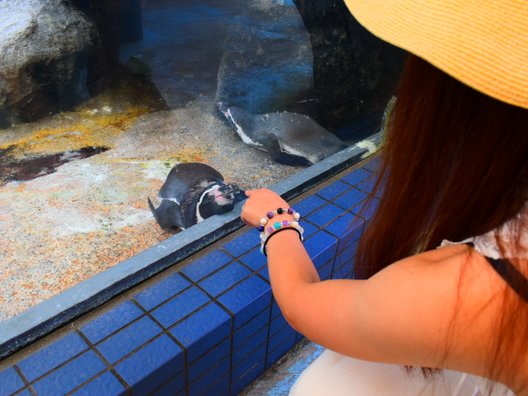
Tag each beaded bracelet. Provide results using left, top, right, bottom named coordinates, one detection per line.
left=257, top=207, right=300, bottom=232
left=258, top=207, right=304, bottom=256
left=262, top=226, right=304, bottom=256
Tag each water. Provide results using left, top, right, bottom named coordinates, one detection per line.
left=0, top=146, right=109, bottom=185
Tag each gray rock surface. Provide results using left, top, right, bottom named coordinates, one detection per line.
left=294, top=0, right=406, bottom=136
left=0, top=0, right=95, bottom=127
left=215, top=0, right=313, bottom=115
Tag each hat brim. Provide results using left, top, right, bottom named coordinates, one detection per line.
left=343, top=0, right=528, bottom=109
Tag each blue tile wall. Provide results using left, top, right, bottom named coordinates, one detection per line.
left=198, top=262, right=252, bottom=297
left=333, top=187, right=369, bottom=210
left=188, top=338, right=230, bottom=382
left=71, top=371, right=125, bottom=396
left=80, top=300, right=143, bottom=344
left=170, top=302, right=231, bottom=363
left=266, top=330, right=298, bottom=368
left=221, top=229, right=260, bottom=257
left=0, top=158, right=379, bottom=395
left=32, top=350, right=106, bottom=394
left=257, top=265, right=270, bottom=282
left=217, top=275, right=272, bottom=330
left=304, top=230, right=339, bottom=268
left=18, top=332, right=88, bottom=382
left=362, top=155, right=381, bottom=173
left=233, top=326, right=267, bottom=368
left=233, top=308, right=269, bottom=350
left=115, top=335, right=184, bottom=395
left=180, top=251, right=234, bottom=282
left=96, top=316, right=163, bottom=364
left=351, top=197, right=380, bottom=220
left=268, top=323, right=297, bottom=356
left=356, top=177, right=376, bottom=194
left=317, top=180, right=352, bottom=200
left=133, top=272, right=191, bottom=310
left=150, top=286, right=209, bottom=328
left=0, top=367, right=25, bottom=396
left=324, top=211, right=362, bottom=241
left=190, top=368, right=229, bottom=396
left=294, top=194, right=327, bottom=216
left=231, top=342, right=266, bottom=394
left=151, top=373, right=185, bottom=396
left=340, top=167, right=372, bottom=185
left=306, top=203, right=345, bottom=228
left=334, top=241, right=359, bottom=279
left=300, top=220, right=319, bottom=238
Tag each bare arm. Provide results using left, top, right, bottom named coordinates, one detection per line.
left=240, top=189, right=505, bottom=375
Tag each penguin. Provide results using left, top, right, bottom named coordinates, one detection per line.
left=148, top=162, right=245, bottom=231
left=218, top=103, right=349, bottom=166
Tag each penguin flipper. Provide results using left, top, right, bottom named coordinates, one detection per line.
left=261, top=133, right=312, bottom=167
left=148, top=197, right=161, bottom=225
left=148, top=197, right=185, bottom=231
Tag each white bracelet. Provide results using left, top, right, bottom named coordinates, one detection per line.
left=258, top=208, right=304, bottom=255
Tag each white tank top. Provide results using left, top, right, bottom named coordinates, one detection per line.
left=440, top=204, right=528, bottom=260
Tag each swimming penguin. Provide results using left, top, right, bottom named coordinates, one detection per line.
left=148, top=162, right=245, bottom=231
left=218, top=103, right=349, bottom=166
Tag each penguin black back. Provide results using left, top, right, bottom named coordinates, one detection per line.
left=218, top=104, right=349, bottom=166
left=148, top=162, right=244, bottom=231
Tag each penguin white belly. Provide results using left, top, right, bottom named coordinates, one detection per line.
left=159, top=197, right=180, bottom=205
left=277, top=141, right=318, bottom=164
left=195, top=185, right=219, bottom=223
left=222, top=108, right=266, bottom=150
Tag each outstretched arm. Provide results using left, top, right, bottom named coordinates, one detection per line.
left=240, top=188, right=504, bottom=375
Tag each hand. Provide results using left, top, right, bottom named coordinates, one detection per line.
left=240, top=188, right=290, bottom=228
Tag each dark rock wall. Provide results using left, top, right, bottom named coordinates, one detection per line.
left=294, top=0, right=406, bottom=138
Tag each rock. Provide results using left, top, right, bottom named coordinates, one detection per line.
left=293, top=0, right=406, bottom=138
left=215, top=0, right=314, bottom=115
left=0, top=0, right=96, bottom=128
left=71, top=0, right=144, bottom=96
left=216, top=0, right=405, bottom=143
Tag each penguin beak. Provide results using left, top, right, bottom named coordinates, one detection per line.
left=209, top=185, right=233, bottom=206
left=212, top=184, right=243, bottom=206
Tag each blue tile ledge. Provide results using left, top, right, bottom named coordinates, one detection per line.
left=0, top=133, right=381, bottom=395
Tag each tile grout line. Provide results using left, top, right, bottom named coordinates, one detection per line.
left=70, top=330, right=130, bottom=395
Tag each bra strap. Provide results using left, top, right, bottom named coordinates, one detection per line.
left=467, top=242, right=528, bottom=303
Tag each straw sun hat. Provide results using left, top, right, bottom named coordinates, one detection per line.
left=342, top=0, right=528, bottom=109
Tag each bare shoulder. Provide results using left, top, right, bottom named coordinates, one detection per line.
left=355, top=244, right=506, bottom=371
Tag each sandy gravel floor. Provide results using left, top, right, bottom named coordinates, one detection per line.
left=0, top=96, right=302, bottom=321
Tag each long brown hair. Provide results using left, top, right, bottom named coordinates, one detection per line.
left=354, top=54, right=528, bottom=384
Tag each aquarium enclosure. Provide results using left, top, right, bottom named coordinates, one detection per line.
left=0, top=0, right=404, bottom=335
